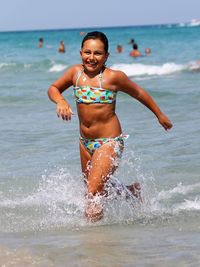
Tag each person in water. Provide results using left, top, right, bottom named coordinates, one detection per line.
left=130, top=43, right=142, bottom=57
left=38, top=37, right=44, bottom=48
left=116, top=44, right=123, bottom=53
left=58, top=40, right=66, bottom=53
left=145, top=47, right=151, bottom=55
left=48, top=31, right=173, bottom=222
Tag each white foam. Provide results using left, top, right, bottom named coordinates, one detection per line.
left=111, top=62, right=187, bottom=77
left=0, top=62, right=16, bottom=69
left=173, top=198, right=200, bottom=212
left=157, top=182, right=200, bottom=200
left=48, top=64, right=67, bottom=72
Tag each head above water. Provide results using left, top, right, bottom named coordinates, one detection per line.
left=81, top=31, right=109, bottom=53
left=133, top=43, right=138, bottom=50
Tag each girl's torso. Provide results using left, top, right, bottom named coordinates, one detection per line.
left=72, top=66, right=122, bottom=138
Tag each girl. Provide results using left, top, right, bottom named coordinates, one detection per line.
left=48, top=31, right=173, bottom=221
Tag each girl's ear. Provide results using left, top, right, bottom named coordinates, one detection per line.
left=80, top=50, right=82, bottom=57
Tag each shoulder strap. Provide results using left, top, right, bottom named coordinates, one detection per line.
left=75, top=69, right=83, bottom=87
left=98, top=71, right=103, bottom=89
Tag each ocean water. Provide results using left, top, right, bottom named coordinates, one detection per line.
left=0, top=22, right=200, bottom=266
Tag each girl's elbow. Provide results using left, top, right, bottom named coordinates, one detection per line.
left=47, top=86, right=52, bottom=98
left=47, top=85, right=55, bottom=100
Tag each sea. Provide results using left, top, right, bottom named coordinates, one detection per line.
left=0, top=21, right=200, bottom=266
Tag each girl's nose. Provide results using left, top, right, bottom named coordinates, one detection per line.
left=89, top=53, right=95, bottom=60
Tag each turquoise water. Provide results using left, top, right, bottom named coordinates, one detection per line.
left=0, top=23, right=200, bottom=266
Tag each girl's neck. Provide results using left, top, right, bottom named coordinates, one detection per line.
left=82, top=65, right=105, bottom=79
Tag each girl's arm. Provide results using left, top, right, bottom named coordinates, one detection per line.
left=116, top=71, right=173, bottom=130
left=47, top=66, right=76, bottom=121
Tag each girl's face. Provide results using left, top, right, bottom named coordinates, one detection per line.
left=80, top=39, right=109, bottom=74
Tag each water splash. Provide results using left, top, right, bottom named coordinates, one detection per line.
left=1, top=154, right=199, bottom=232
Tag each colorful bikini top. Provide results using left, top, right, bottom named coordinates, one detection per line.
left=73, top=69, right=117, bottom=104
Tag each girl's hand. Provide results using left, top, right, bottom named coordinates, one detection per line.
left=56, top=99, right=74, bottom=121
left=158, top=113, right=173, bottom=131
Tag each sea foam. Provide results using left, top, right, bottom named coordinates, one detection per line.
left=111, top=62, right=198, bottom=77
left=48, top=64, right=67, bottom=72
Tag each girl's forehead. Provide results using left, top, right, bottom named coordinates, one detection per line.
left=82, top=39, right=104, bottom=48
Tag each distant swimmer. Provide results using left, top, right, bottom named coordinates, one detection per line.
left=145, top=47, right=151, bottom=55
left=130, top=43, right=142, bottom=57
left=116, top=44, right=123, bottom=53
left=80, top=31, right=86, bottom=36
left=58, top=40, right=65, bottom=53
left=128, top=38, right=135, bottom=45
left=38, top=37, right=44, bottom=48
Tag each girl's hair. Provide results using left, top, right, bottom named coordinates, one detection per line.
left=81, top=31, right=109, bottom=53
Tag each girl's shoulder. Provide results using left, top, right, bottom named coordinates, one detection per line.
left=104, top=67, right=127, bottom=82
left=103, top=67, right=128, bottom=91
left=67, top=64, right=83, bottom=74
left=64, top=64, right=83, bottom=83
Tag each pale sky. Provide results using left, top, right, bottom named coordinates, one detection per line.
left=1, top=0, right=200, bottom=31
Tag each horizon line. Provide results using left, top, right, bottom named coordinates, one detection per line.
left=0, top=21, right=182, bottom=34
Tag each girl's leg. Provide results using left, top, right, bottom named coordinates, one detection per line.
left=85, top=141, right=122, bottom=221
left=79, top=140, right=142, bottom=222
left=79, top=140, right=105, bottom=222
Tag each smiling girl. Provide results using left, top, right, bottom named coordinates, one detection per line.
left=48, top=31, right=173, bottom=222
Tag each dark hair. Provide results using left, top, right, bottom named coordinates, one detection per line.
left=129, top=38, right=135, bottom=44
left=133, top=43, right=138, bottom=50
left=81, top=31, right=109, bottom=53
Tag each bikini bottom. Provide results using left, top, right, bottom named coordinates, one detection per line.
left=80, top=134, right=129, bottom=157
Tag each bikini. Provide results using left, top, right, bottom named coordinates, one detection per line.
left=74, top=69, right=128, bottom=156
left=74, top=69, right=117, bottom=104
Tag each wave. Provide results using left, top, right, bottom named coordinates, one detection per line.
left=48, top=63, right=67, bottom=72
left=111, top=61, right=200, bottom=77
left=0, top=60, right=68, bottom=73
left=173, top=198, right=200, bottom=212
left=1, top=59, right=199, bottom=76
left=0, top=62, right=17, bottom=69
left=150, top=182, right=200, bottom=215
left=157, top=182, right=200, bottom=200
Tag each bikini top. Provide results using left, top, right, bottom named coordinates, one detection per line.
left=73, top=69, right=117, bottom=104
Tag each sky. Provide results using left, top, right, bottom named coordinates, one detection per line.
left=1, top=0, right=200, bottom=32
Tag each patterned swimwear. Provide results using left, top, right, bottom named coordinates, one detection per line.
left=80, top=134, right=129, bottom=157
left=74, top=69, right=117, bottom=104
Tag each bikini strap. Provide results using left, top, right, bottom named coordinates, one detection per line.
left=98, top=71, right=103, bottom=89
left=75, top=69, right=84, bottom=87
left=76, top=68, right=103, bottom=88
